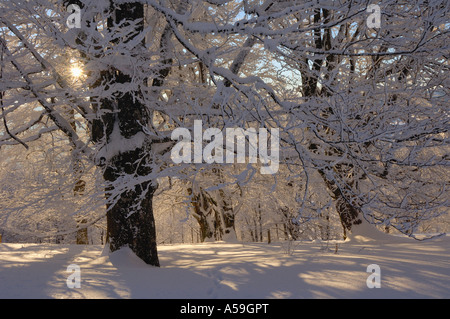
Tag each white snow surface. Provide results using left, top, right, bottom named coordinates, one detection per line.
left=0, top=235, right=449, bottom=299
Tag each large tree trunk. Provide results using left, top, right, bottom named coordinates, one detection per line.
left=215, top=169, right=237, bottom=241
left=104, top=151, right=159, bottom=266
left=188, top=187, right=236, bottom=242
left=94, top=2, right=160, bottom=266
left=188, top=187, right=217, bottom=242
left=301, top=8, right=362, bottom=239
left=317, top=168, right=362, bottom=239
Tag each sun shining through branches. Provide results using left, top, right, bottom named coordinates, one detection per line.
left=70, top=65, right=83, bottom=79
left=0, top=0, right=447, bottom=270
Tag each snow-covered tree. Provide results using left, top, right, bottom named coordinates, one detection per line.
left=0, top=0, right=448, bottom=265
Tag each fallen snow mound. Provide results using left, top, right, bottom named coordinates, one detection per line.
left=348, top=218, right=445, bottom=243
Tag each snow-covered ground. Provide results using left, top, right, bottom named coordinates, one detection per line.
left=0, top=233, right=449, bottom=299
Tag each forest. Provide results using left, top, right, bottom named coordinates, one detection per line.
left=0, top=0, right=448, bottom=268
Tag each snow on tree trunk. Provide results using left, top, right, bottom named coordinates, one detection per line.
left=188, top=186, right=236, bottom=242
left=76, top=219, right=88, bottom=245
left=1, top=0, right=447, bottom=251
left=300, top=7, right=365, bottom=240
left=317, top=168, right=362, bottom=239
left=94, top=2, right=159, bottom=266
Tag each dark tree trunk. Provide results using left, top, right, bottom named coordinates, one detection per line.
left=281, top=206, right=300, bottom=240
left=188, top=186, right=236, bottom=242
left=300, top=7, right=362, bottom=239
left=76, top=219, right=89, bottom=245
left=215, top=181, right=236, bottom=241
left=104, top=149, right=159, bottom=266
left=188, top=187, right=216, bottom=242
left=317, top=168, right=362, bottom=239
left=70, top=106, right=89, bottom=245
left=93, top=2, right=160, bottom=266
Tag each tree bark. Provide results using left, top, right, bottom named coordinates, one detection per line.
left=300, top=7, right=362, bottom=239
left=188, top=187, right=216, bottom=242
left=95, top=2, right=160, bottom=265
left=188, top=186, right=236, bottom=242
left=317, top=169, right=361, bottom=239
